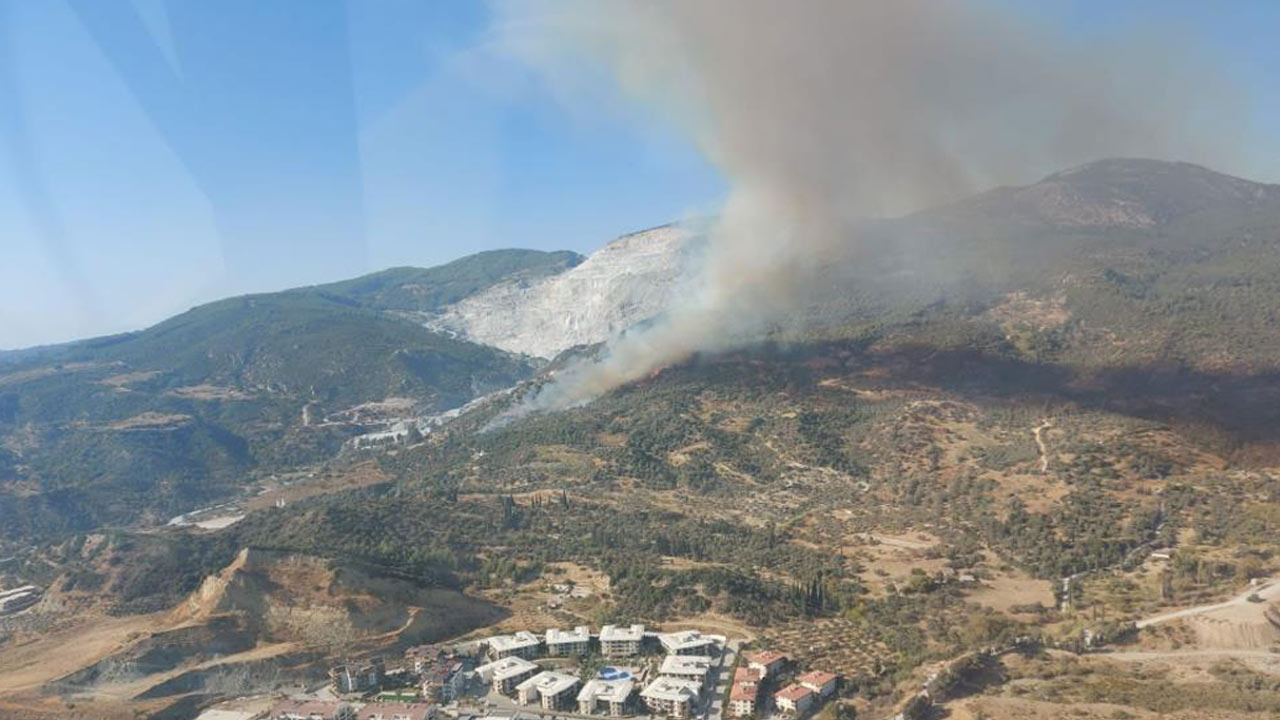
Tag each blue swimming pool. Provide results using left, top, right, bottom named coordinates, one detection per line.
left=598, top=667, right=633, bottom=681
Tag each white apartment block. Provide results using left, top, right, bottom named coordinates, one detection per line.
left=476, top=656, right=540, bottom=695
left=658, top=630, right=719, bottom=656
left=545, top=626, right=591, bottom=656
left=658, top=655, right=714, bottom=686
left=640, top=677, right=703, bottom=718
left=577, top=678, right=635, bottom=717
left=488, top=631, right=542, bottom=660
left=599, top=624, right=645, bottom=657
left=516, top=671, right=581, bottom=711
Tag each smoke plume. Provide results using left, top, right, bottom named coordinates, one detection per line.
left=489, top=0, right=1252, bottom=421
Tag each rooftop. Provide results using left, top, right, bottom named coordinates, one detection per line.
left=578, top=678, right=635, bottom=704
left=269, top=699, right=349, bottom=717
left=490, top=631, right=541, bottom=653
left=356, top=702, right=433, bottom=720
left=641, top=677, right=702, bottom=703
left=659, top=655, right=713, bottom=676
left=599, top=624, right=645, bottom=642
left=798, top=670, right=838, bottom=687
left=546, top=626, right=591, bottom=644
left=776, top=684, right=814, bottom=703
left=477, top=656, right=539, bottom=681
left=730, top=683, right=759, bottom=702
left=658, top=630, right=718, bottom=653
left=733, top=667, right=763, bottom=684
left=744, top=650, right=787, bottom=665
left=516, top=671, right=580, bottom=697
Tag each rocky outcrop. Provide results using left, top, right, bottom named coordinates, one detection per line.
left=426, top=225, right=700, bottom=359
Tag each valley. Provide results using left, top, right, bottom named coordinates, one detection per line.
left=3, top=160, right=1280, bottom=718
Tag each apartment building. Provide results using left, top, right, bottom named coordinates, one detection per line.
left=657, top=630, right=719, bottom=656
left=640, top=677, right=702, bottom=718
left=476, top=656, right=539, bottom=695
left=658, top=655, right=714, bottom=687
left=577, top=678, right=635, bottom=716
left=798, top=670, right=838, bottom=698
left=743, top=650, right=787, bottom=678
left=488, top=631, right=542, bottom=660
left=545, top=626, right=591, bottom=656
left=774, top=684, right=815, bottom=715
left=515, top=671, right=580, bottom=711
left=598, top=624, right=645, bottom=657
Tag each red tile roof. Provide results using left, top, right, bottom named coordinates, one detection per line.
left=775, top=684, right=814, bottom=702
left=745, top=650, right=787, bottom=665
left=798, top=670, right=837, bottom=687
left=733, top=667, right=763, bottom=684
left=730, top=682, right=759, bottom=702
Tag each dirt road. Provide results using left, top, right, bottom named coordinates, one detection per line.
left=1135, top=577, right=1280, bottom=629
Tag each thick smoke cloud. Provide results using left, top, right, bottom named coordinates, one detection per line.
left=489, top=0, right=1251, bottom=421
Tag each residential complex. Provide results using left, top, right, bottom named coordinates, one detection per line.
left=577, top=678, right=635, bottom=717
left=243, top=624, right=832, bottom=720
left=599, top=624, right=646, bottom=657
left=545, top=625, right=591, bottom=656
left=515, top=671, right=580, bottom=710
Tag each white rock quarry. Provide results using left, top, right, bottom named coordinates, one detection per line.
left=427, top=224, right=698, bottom=359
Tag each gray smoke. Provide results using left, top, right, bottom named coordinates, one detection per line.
left=488, top=0, right=1253, bottom=420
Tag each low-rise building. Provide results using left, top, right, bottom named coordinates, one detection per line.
left=356, top=702, right=433, bottom=720
left=577, top=678, right=635, bottom=716
left=488, top=631, right=542, bottom=660
left=774, top=684, right=815, bottom=715
left=658, top=655, right=714, bottom=686
left=798, top=670, right=838, bottom=698
left=420, top=661, right=466, bottom=703
left=515, top=671, right=580, bottom=710
left=743, top=650, right=787, bottom=678
left=640, top=677, right=702, bottom=718
left=599, top=624, right=645, bottom=657
left=733, top=667, right=763, bottom=688
left=405, top=645, right=456, bottom=674
left=476, top=656, right=539, bottom=695
left=728, top=679, right=759, bottom=717
left=658, top=630, right=719, bottom=656
left=545, top=626, right=592, bottom=656
left=268, top=700, right=355, bottom=720
left=331, top=658, right=386, bottom=694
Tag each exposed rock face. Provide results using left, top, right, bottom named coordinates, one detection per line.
left=427, top=225, right=699, bottom=359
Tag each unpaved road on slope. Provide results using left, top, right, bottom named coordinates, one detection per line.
left=1033, top=420, right=1052, bottom=473
left=1135, top=577, right=1280, bottom=629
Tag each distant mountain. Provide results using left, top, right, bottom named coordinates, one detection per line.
left=933, top=158, right=1280, bottom=229
left=0, top=250, right=572, bottom=541
left=7, top=158, right=1280, bottom=546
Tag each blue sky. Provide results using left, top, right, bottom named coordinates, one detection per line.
left=1, top=1, right=1278, bottom=350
